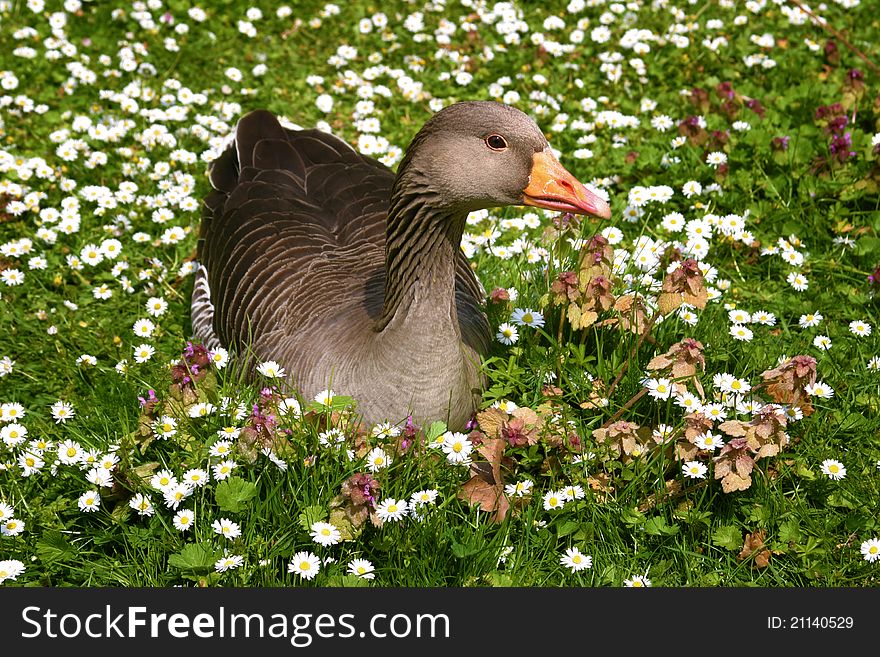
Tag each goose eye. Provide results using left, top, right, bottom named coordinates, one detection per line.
left=485, top=134, right=508, bottom=151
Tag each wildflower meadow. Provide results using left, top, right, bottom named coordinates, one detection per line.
left=0, top=0, right=879, bottom=590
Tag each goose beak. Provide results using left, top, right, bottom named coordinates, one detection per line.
left=523, top=148, right=611, bottom=219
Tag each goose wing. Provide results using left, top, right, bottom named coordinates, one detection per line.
left=196, top=110, right=487, bottom=355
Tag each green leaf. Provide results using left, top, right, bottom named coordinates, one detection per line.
left=425, top=421, right=447, bottom=442
left=778, top=519, right=802, bottom=545
left=215, top=476, right=258, bottom=513
left=556, top=520, right=579, bottom=538
left=451, top=541, right=480, bottom=559
left=620, top=508, right=646, bottom=527
left=297, top=505, right=327, bottom=532
left=324, top=574, right=371, bottom=587
left=36, top=530, right=76, bottom=564
left=712, top=525, right=742, bottom=551
left=168, top=543, right=219, bottom=574
left=644, top=516, right=679, bottom=536
left=826, top=492, right=856, bottom=509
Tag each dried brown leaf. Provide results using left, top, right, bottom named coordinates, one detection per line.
left=720, top=472, right=752, bottom=493
left=476, top=408, right=507, bottom=440
left=738, top=530, right=771, bottom=568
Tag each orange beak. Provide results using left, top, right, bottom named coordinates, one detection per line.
left=523, top=148, right=611, bottom=219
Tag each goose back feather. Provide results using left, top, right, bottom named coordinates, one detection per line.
left=195, top=110, right=489, bottom=428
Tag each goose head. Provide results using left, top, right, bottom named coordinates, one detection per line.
left=394, top=100, right=611, bottom=219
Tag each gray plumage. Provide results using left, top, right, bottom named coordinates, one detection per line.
left=193, top=102, right=553, bottom=429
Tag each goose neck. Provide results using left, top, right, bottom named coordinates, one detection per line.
left=380, top=184, right=467, bottom=332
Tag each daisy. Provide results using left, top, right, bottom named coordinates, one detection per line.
left=50, top=400, right=75, bottom=423
left=624, top=575, right=652, bottom=587
left=313, top=389, right=336, bottom=406
left=182, top=468, right=209, bottom=488
left=695, top=431, right=725, bottom=451
left=820, top=459, right=846, bottom=480
left=288, top=551, right=321, bottom=580
left=212, top=518, right=242, bottom=540
left=861, top=538, right=880, bottom=563
left=86, top=466, right=113, bottom=488
left=504, top=479, right=534, bottom=497
left=442, top=431, right=473, bottom=464
left=56, top=439, right=83, bottom=465
left=496, top=322, right=519, bottom=345
left=375, top=498, right=408, bottom=522
left=150, top=469, right=177, bottom=491
left=751, top=310, right=776, bottom=326
left=1, top=518, right=24, bottom=536
left=1, top=423, right=26, bottom=447
left=210, top=439, right=235, bottom=456
left=727, top=309, right=751, bottom=324
left=78, top=490, right=101, bottom=512
left=675, top=392, right=703, bottom=413
left=849, top=320, right=872, bottom=337
left=347, top=558, right=376, bottom=580
left=132, top=318, right=155, bottom=338
left=370, top=422, right=400, bottom=439
left=145, top=296, right=168, bottom=317
left=133, top=344, right=155, bottom=363
left=0, top=559, right=26, bottom=584
left=153, top=416, right=177, bottom=439
left=645, top=377, right=674, bottom=400
left=0, top=502, right=13, bottom=521
left=173, top=509, right=195, bottom=532
left=706, top=151, right=727, bottom=167
left=798, top=312, right=823, bottom=328
left=727, top=378, right=752, bottom=395
left=310, top=521, right=342, bottom=547
left=729, top=324, right=754, bottom=342
left=805, top=382, right=834, bottom=399
left=701, top=403, right=727, bottom=422
left=812, top=335, right=832, bottom=351
left=277, top=397, right=301, bottom=417
left=410, top=489, right=439, bottom=507
left=215, top=555, right=244, bottom=572
left=164, top=483, right=193, bottom=509
left=0, top=401, right=25, bottom=422
left=510, top=308, right=545, bottom=328
left=129, top=493, right=154, bottom=516
left=257, top=360, right=285, bottom=378
left=787, top=272, right=809, bottom=291
left=187, top=402, right=216, bottom=418
left=561, top=484, right=585, bottom=501
left=365, top=446, right=391, bottom=472
left=682, top=460, right=708, bottom=479
left=209, top=347, right=230, bottom=369
left=213, top=460, right=238, bottom=480
left=542, top=490, right=565, bottom=510
left=560, top=547, right=592, bottom=573
left=868, top=356, right=880, bottom=371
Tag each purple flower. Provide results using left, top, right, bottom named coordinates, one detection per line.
left=829, top=132, right=855, bottom=162
left=772, top=136, right=790, bottom=151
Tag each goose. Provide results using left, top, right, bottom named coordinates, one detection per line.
left=192, top=101, right=611, bottom=430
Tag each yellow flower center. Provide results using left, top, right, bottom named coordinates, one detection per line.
left=300, top=561, right=311, bottom=571
left=388, top=505, right=397, bottom=513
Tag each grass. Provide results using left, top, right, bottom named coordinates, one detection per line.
left=0, top=0, right=879, bottom=588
